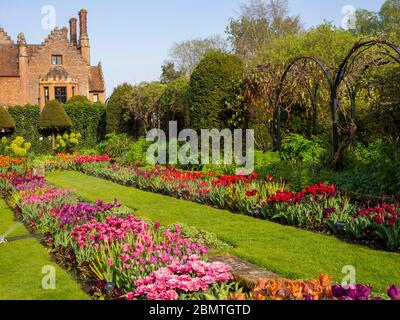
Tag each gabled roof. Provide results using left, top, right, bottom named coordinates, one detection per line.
left=89, top=65, right=105, bottom=92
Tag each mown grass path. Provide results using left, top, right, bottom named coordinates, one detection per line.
left=47, top=171, right=400, bottom=294
left=0, top=199, right=88, bottom=300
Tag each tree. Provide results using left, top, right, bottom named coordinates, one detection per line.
left=226, top=0, right=302, bottom=59
left=353, top=9, right=381, bottom=36
left=0, top=106, right=16, bottom=135
left=160, top=62, right=184, bottom=84
left=169, top=35, right=229, bottom=77
left=123, top=82, right=167, bottom=135
left=38, top=100, right=72, bottom=151
left=159, top=77, right=190, bottom=130
left=353, top=0, right=400, bottom=41
left=189, top=50, right=244, bottom=131
left=106, top=83, right=135, bottom=134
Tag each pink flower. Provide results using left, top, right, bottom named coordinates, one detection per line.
left=126, top=292, right=135, bottom=300
left=107, top=258, right=114, bottom=266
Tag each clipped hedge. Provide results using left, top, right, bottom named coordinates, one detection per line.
left=65, top=97, right=106, bottom=149
left=7, top=100, right=106, bottom=155
left=9, top=104, right=51, bottom=154
left=0, top=106, right=16, bottom=132
left=189, top=50, right=244, bottom=131
left=39, top=100, right=72, bottom=130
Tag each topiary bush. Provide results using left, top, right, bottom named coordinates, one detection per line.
left=38, top=100, right=72, bottom=151
left=0, top=106, right=16, bottom=133
left=39, top=100, right=72, bottom=129
left=106, top=83, right=135, bottom=134
left=189, top=50, right=244, bottom=131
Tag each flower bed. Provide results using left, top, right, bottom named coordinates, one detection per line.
left=0, top=170, right=234, bottom=300
left=57, top=161, right=400, bottom=252
left=1, top=166, right=399, bottom=300
left=0, top=156, right=25, bottom=169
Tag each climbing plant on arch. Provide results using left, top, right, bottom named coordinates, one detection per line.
left=274, top=39, right=400, bottom=168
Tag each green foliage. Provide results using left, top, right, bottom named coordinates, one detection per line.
left=281, top=134, right=327, bottom=164
left=97, top=133, right=133, bottom=158
left=64, top=98, right=106, bottom=149
left=159, top=77, right=190, bottom=130
left=2, top=136, right=31, bottom=157
left=38, top=100, right=72, bottom=131
left=9, top=105, right=51, bottom=155
left=123, top=82, right=167, bottom=136
left=163, top=224, right=233, bottom=251
left=106, top=83, right=135, bottom=134
left=125, top=137, right=152, bottom=164
left=189, top=50, right=244, bottom=131
left=160, top=62, right=184, bottom=84
left=55, top=132, right=81, bottom=154
left=0, top=106, right=16, bottom=132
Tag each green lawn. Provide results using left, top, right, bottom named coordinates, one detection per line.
left=0, top=199, right=88, bottom=300
left=47, top=171, right=400, bottom=294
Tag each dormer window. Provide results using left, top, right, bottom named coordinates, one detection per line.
left=52, top=55, right=63, bottom=65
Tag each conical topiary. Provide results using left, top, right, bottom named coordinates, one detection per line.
left=38, top=100, right=72, bottom=152
left=38, top=100, right=72, bottom=130
left=0, top=106, right=16, bottom=133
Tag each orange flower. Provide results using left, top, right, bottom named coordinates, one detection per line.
left=272, top=296, right=284, bottom=301
left=288, top=281, right=303, bottom=299
left=252, top=286, right=267, bottom=300
left=233, top=293, right=247, bottom=301
left=268, top=279, right=282, bottom=296
left=319, top=274, right=332, bottom=287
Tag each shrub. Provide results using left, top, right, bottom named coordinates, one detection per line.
left=97, top=133, right=134, bottom=158
left=64, top=97, right=106, bottom=149
left=38, top=100, right=72, bottom=152
left=125, top=137, right=152, bottom=164
left=189, top=50, right=244, bottom=131
left=159, top=77, right=190, bottom=130
left=9, top=105, right=51, bottom=155
left=106, top=83, right=135, bottom=134
left=281, top=134, right=327, bottom=164
left=0, top=106, right=16, bottom=133
left=3, top=136, right=31, bottom=158
left=38, top=100, right=72, bottom=130
left=55, top=132, right=81, bottom=154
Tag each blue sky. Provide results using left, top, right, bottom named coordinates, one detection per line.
left=0, top=0, right=385, bottom=94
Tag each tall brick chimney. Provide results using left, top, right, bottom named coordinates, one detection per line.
left=69, top=18, right=77, bottom=46
left=79, top=9, right=90, bottom=65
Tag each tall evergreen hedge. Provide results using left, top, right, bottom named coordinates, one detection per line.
left=65, top=96, right=106, bottom=148
left=106, top=83, right=135, bottom=134
left=189, top=50, right=244, bottom=131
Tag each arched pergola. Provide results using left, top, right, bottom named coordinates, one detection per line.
left=275, top=56, right=333, bottom=151
left=274, top=39, right=400, bottom=168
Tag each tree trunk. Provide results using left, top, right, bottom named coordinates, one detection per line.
left=51, top=132, right=56, bottom=154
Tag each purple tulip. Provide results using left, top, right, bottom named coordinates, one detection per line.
left=332, top=285, right=345, bottom=298
left=356, top=284, right=372, bottom=300
left=305, top=295, right=315, bottom=301
left=387, top=286, right=400, bottom=301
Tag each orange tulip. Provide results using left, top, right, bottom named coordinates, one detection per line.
left=320, top=274, right=332, bottom=287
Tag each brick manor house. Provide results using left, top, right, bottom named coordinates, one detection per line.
left=0, top=9, right=105, bottom=108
